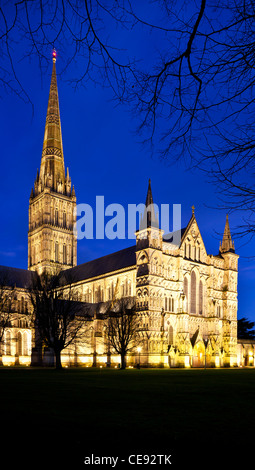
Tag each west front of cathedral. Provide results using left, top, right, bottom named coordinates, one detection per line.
left=0, top=57, right=253, bottom=369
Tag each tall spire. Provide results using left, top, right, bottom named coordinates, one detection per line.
left=28, top=50, right=77, bottom=274
left=219, top=214, right=235, bottom=253
left=39, top=51, right=65, bottom=189
left=140, top=179, right=158, bottom=230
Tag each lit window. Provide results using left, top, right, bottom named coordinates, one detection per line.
left=184, top=277, right=189, bottom=312
left=17, top=332, right=22, bottom=356
left=63, top=244, right=67, bottom=264
left=191, top=271, right=196, bottom=313
left=55, top=242, right=59, bottom=262
left=5, top=331, right=11, bottom=355
left=199, top=281, right=203, bottom=314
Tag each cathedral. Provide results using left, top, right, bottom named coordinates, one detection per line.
left=0, top=56, right=254, bottom=368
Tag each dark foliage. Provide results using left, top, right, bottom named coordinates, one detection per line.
left=238, top=316, right=255, bottom=340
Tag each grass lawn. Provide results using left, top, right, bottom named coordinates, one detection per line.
left=0, top=367, right=254, bottom=467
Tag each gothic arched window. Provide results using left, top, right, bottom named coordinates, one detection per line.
left=17, top=332, right=22, bottom=356
left=55, top=208, right=59, bottom=226
left=95, top=286, right=103, bottom=303
left=55, top=242, right=59, bottom=262
left=184, top=277, right=189, bottom=312
left=199, top=280, right=203, bottom=315
left=23, top=332, right=28, bottom=356
left=191, top=271, right=197, bottom=314
left=217, top=305, right=221, bottom=317
left=86, top=289, right=92, bottom=303
left=153, top=258, right=159, bottom=274
left=21, top=296, right=25, bottom=314
left=5, top=330, right=11, bottom=355
left=107, top=285, right=111, bottom=301
left=168, top=325, right=174, bottom=345
left=63, top=244, right=67, bottom=264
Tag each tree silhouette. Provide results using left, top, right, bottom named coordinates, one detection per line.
left=2, top=1, right=255, bottom=235
left=29, top=270, right=90, bottom=369
left=238, top=317, right=255, bottom=340
left=0, top=274, right=15, bottom=354
left=104, top=297, right=141, bottom=369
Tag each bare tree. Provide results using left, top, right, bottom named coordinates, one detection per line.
left=2, top=1, right=255, bottom=235
left=29, top=270, right=90, bottom=369
left=0, top=275, right=15, bottom=355
left=0, top=1, right=135, bottom=103
left=104, top=297, right=141, bottom=369
left=125, top=1, right=255, bottom=239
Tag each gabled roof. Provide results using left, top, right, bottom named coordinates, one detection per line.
left=61, top=245, right=136, bottom=284
left=179, top=211, right=196, bottom=246
left=0, top=246, right=137, bottom=288
left=179, top=209, right=207, bottom=254
left=163, top=209, right=203, bottom=249
left=0, top=265, right=36, bottom=289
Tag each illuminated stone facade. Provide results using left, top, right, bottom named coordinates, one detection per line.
left=59, top=201, right=241, bottom=368
left=1, top=58, right=254, bottom=368
left=28, top=57, right=77, bottom=275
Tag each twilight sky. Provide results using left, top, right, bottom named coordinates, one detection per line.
left=0, top=2, right=255, bottom=322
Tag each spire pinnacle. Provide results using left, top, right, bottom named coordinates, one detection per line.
left=145, top=178, right=153, bottom=208
left=140, top=179, right=158, bottom=230
left=39, top=56, right=65, bottom=190
left=220, top=214, right=235, bottom=253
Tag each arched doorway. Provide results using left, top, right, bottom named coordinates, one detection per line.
left=192, top=342, right=205, bottom=367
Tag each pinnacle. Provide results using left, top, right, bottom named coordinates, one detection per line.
left=220, top=214, right=235, bottom=253
left=39, top=58, right=65, bottom=188
left=140, top=179, right=158, bottom=230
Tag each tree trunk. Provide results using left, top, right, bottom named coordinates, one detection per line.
left=55, top=349, right=62, bottom=370
left=120, top=353, right=126, bottom=370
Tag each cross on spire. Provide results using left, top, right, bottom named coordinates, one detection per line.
left=52, top=48, right=57, bottom=63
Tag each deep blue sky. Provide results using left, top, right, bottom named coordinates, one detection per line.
left=0, top=5, right=255, bottom=322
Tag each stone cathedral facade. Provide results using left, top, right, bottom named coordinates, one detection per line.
left=0, top=58, right=254, bottom=368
